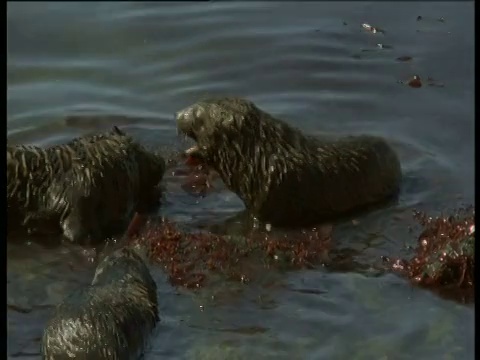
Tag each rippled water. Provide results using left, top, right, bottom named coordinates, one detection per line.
left=7, top=2, right=474, bottom=359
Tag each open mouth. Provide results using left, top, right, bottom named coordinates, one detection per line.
left=177, top=122, right=204, bottom=165
left=176, top=125, right=200, bottom=157
left=185, top=146, right=204, bottom=166
left=185, top=145, right=201, bottom=157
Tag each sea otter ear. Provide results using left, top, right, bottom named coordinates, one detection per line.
left=232, top=114, right=246, bottom=127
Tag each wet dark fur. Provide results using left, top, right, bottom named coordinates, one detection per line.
left=7, top=126, right=166, bottom=243
left=176, top=97, right=402, bottom=227
left=41, top=247, right=159, bottom=360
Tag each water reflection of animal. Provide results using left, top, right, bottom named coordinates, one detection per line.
left=7, top=126, right=166, bottom=244
left=42, top=247, right=159, bottom=359
left=176, top=97, right=402, bottom=227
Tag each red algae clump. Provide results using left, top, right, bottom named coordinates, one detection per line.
left=385, top=207, right=475, bottom=302
left=130, top=219, right=332, bottom=289
left=168, top=152, right=219, bottom=197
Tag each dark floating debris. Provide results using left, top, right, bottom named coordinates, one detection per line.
left=385, top=207, right=475, bottom=303
left=407, top=75, right=423, bottom=88
left=426, top=77, right=445, bottom=88
left=396, top=56, right=413, bottom=62
left=416, top=15, right=446, bottom=23
left=362, top=23, right=385, bottom=34
left=398, top=75, right=445, bottom=88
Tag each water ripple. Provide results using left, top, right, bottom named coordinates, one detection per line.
left=7, top=1, right=474, bottom=359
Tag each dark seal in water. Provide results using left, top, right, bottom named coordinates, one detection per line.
left=7, top=126, right=166, bottom=243
left=176, top=97, right=402, bottom=227
left=41, top=247, right=159, bottom=360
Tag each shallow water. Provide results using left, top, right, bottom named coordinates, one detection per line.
left=7, top=2, right=474, bottom=359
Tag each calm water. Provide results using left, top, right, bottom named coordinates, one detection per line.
left=7, top=2, right=474, bottom=359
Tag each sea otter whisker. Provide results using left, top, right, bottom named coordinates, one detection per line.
left=185, top=146, right=201, bottom=157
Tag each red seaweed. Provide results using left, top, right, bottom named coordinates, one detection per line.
left=385, top=207, right=475, bottom=302
left=129, top=219, right=332, bottom=289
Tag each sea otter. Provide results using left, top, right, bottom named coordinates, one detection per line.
left=41, top=247, right=159, bottom=360
left=176, top=97, right=402, bottom=227
left=7, top=126, right=166, bottom=243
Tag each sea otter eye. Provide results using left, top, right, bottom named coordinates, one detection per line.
left=191, top=107, right=206, bottom=133
left=221, top=113, right=235, bottom=127
left=194, top=106, right=206, bottom=121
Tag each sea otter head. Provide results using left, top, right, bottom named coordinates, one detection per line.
left=175, top=97, right=313, bottom=211
left=92, top=247, right=156, bottom=292
left=176, top=97, right=309, bottom=165
left=175, top=97, right=269, bottom=162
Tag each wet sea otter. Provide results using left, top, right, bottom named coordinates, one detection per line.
left=41, top=247, right=159, bottom=360
left=176, top=97, right=402, bottom=227
left=7, top=126, right=166, bottom=244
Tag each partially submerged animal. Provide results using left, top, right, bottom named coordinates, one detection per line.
left=7, top=126, right=166, bottom=243
left=176, top=97, right=402, bottom=227
left=41, top=247, right=159, bottom=360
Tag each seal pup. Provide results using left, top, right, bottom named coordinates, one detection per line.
left=176, top=97, right=402, bottom=226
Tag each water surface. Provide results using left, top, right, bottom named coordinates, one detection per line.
left=7, top=2, right=474, bottom=359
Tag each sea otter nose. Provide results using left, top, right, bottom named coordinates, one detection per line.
left=176, top=107, right=195, bottom=124
left=175, top=110, right=183, bottom=122
left=176, top=107, right=197, bottom=138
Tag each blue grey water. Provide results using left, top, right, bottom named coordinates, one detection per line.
left=7, top=2, right=474, bottom=359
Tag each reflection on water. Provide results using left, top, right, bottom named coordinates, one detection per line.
left=7, top=1, right=474, bottom=359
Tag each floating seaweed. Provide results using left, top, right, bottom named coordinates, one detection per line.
left=396, top=56, right=413, bottom=62
left=169, top=153, right=219, bottom=197
left=384, top=207, right=475, bottom=302
left=397, top=75, right=445, bottom=88
left=397, top=75, right=422, bottom=88
left=130, top=219, right=332, bottom=289
left=407, top=75, right=422, bottom=88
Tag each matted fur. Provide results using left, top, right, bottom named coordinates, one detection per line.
left=41, top=247, right=159, bottom=360
left=176, top=97, right=402, bottom=226
left=7, top=126, right=165, bottom=243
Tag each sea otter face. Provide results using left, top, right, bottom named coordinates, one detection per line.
left=176, top=97, right=258, bottom=159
